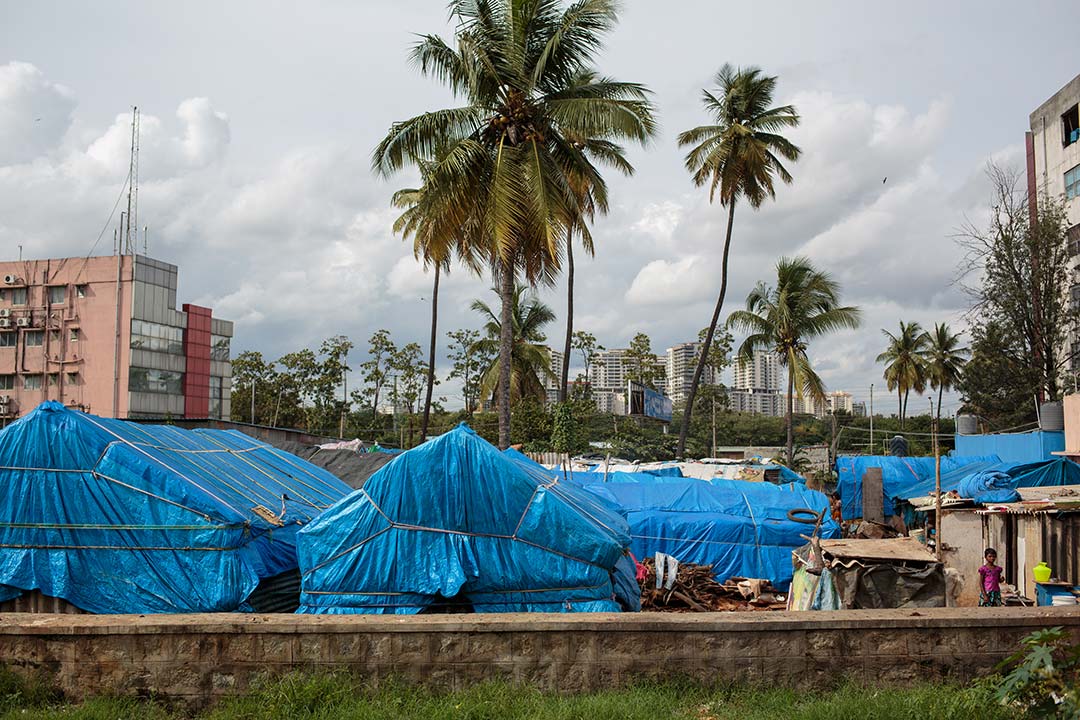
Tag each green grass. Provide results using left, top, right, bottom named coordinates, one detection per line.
left=0, top=670, right=1012, bottom=720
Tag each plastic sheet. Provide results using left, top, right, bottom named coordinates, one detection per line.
left=836, top=455, right=1000, bottom=519
left=582, top=479, right=839, bottom=591
left=297, top=424, right=636, bottom=614
left=958, top=470, right=1020, bottom=504
left=0, top=401, right=351, bottom=613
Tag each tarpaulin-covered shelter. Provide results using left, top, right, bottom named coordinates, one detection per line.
left=583, top=479, right=839, bottom=590
left=836, top=455, right=1000, bottom=519
left=0, top=402, right=351, bottom=613
left=297, top=424, right=638, bottom=614
left=902, top=457, right=1080, bottom=503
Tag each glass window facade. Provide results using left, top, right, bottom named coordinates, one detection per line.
left=47, top=374, right=58, bottom=387
left=129, top=367, right=183, bottom=395
left=11, top=288, right=27, bottom=306
left=22, top=375, right=42, bottom=390
left=66, top=372, right=78, bottom=385
left=0, top=375, right=12, bottom=390
left=1068, top=164, right=1080, bottom=201
left=130, top=320, right=184, bottom=355
left=70, top=328, right=79, bottom=342
left=209, top=376, right=223, bottom=419
left=48, top=286, right=66, bottom=305
left=0, top=332, right=13, bottom=348
left=211, top=335, right=231, bottom=361
left=24, top=331, right=43, bottom=347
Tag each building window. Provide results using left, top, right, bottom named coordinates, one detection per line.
left=47, top=373, right=58, bottom=387
left=0, top=375, right=12, bottom=390
left=11, top=288, right=27, bottom=306
left=0, top=332, right=13, bottom=348
left=128, top=367, right=183, bottom=395
left=22, top=375, right=42, bottom=391
left=1065, top=104, right=1080, bottom=147
left=211, top=335, right=231, bottom=361
left=49, top=330, right=60, bottom=345
left=1067, top=164, right=1080, bottom=201
left=209, top=376, right=223, bottom=419
left=48, top=286, right=66, bottom=305
left=66, top=372, right=78, bottom=386
left=130, top=320, right=184, bottom=355
left=1069, top=225, right=1080, bottom=257
left=76, top=284, right=87, bottom=298
left=70, top=328, right=79, bottom=342
left=24, top=331, right=43, bottom=347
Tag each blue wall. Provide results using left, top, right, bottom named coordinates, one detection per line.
left=954, top=431, right=1065, bottom=464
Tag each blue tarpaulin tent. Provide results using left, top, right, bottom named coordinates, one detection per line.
left=582, top=479, right=839, bottom=590
left=835, top=455, right=1000, bottom=519
left=0, top=402, right=351, bottom=613
left=297, top=424, right=637, bottom=614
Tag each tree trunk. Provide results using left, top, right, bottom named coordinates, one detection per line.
left=786, top=365, right=795, bottom=466
left=559, top=231, right=574, bottom=404
left=898, top=388, right=904, bottom=430
left=497, top=262, right=514, bottom=449
left=936, top=385, right=943, bottom=425
left=677, top=200, right=736, bottom=459
left=420, top=265, right=440, bottom=441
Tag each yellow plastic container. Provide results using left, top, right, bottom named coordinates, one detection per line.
left=1033, top=561, right=1052, bottom=583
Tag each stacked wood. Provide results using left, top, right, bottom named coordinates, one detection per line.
left=638, top=559, right=787, bottom=612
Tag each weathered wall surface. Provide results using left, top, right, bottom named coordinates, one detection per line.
left=1, top=608, right=1078, bottom=706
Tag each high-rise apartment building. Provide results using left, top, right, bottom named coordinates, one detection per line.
left=728, top=349, right=783, bottom=417
left=0, top=255, right=233, bottom=423
left=588, top=347, right=667, bottom=413
left=785, top=389, right=855, bottom=418
left=732, top=350, right=782, bottom=392
left=1028, top=73, right=1080, bottom=370
left=664, top=342, right=716, bottom=403
left=542, top=347, right=564, bottom=406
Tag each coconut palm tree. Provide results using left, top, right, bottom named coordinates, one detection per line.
left=391, top=149, right=485, bottom=440
left=877, top=321, right=930, bottom=429
left=373, top=0, right=656, bottom=449
left=727, top=257, right=861, bottom=465
left=922, top=322, right=968, bottom=423
left=472, top=285, right=556, bottom=405
left=675, top=64, right=801, bottom=459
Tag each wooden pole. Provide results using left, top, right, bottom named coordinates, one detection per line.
left=932, top=398, right=942, bottom=561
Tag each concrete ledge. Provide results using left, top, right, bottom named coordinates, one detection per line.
left=2, top=607, right=1078, bottom=706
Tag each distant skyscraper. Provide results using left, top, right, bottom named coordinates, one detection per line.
left=732, top=350, right=781, bottom=393
left=664, top=342, right=716, bottom=403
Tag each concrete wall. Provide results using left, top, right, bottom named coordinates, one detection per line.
left=1, top=609, right=1079, bottom=707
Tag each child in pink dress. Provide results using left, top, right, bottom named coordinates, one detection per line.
left=978, top=548, right=1003, bottom=607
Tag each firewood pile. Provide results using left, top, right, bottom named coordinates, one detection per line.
left=638, top=558, right=787, bottom=612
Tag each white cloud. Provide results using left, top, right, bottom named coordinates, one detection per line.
left=0, top=61, right=75, bottom=166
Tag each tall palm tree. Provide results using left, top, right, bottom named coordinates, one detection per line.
left=472, top=285, right=556, bottom=405
left=922, top=322, right=968, bottom=423
left=391, top=149, right=484, bottom=440
left=727, top=257, right=861, bottom=465
left=373, top=0, right=656, bottom=449
left=877, top=321, right=929, bottom=429
left=675, top=64, right=801, bottom=458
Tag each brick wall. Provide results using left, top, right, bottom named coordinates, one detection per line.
left=1, top=608, right=1078, bottom=706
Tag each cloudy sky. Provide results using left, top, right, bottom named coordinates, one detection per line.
left=2, top=1, right=1079, bottom=416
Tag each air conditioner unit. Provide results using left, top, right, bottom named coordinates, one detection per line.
left=15, top=317, right=31, bottom=328
left=0, top=309, right=10, bottom=318
left=3, top=275, right=17, bottom=285
left=0, top=319, right=9, bottom=329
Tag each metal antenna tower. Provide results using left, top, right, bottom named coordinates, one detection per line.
left=124, top=106, right=140, bottom=254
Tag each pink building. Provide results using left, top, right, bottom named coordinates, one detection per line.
left=0, top=255, right=233, bottom=424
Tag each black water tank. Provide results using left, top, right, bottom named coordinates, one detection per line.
left=889, top=435, right=909, bottom=457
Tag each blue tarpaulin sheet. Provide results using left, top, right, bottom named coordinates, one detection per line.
left=902, top=458, right=1080, bottom=502
left=582, top=479, right=839, bottom=591
left=954, top=431, right=1065, bottom=464
left=836, top=455, right=1000, bottom=519
left=0, top=401, right=351, bottom=613
left=958, top=470, right=1019, bottom=504
left=297, top=424, right=637, bottom=614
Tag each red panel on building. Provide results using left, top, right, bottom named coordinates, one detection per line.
left=182, top=304, right=212, bottom=419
